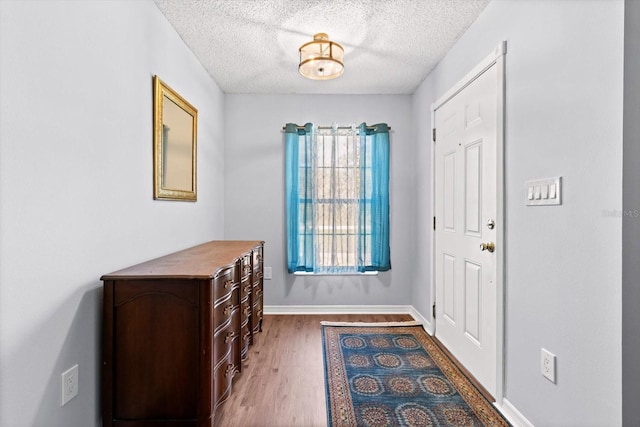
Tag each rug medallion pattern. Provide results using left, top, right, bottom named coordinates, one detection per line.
left=321, top=323, right=510, bottom=427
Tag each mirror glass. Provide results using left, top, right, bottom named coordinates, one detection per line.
left=162, top=95, right=194, bottom=191
left=153, top=76, right=197, bottom=201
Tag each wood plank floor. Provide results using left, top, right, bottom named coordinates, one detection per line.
left=215, top=314, right=413, bottom=427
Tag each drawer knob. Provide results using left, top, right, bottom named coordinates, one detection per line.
left=224, top=305, right=232, bottom=316
left=243, top=331, right=251, bottom=340
left=225, top=364, right=235, bottom=377
left=243, top=306, right=251, bottom=316
left=225, top=332, right=235, bottom=343
left=244, top=285, right=251, bottom=294
left=224, top=280, right=232, bottom=289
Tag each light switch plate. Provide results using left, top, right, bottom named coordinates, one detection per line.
left=526, top=177, right=561, bottom=206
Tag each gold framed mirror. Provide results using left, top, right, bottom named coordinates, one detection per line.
left=153, top=75, right=197, bottom=201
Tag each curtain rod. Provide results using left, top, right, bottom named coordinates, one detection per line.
left=282, top=125, right=391, bottom=130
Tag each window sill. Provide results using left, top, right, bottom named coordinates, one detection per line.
left=293, top=271, right=379, bottom=276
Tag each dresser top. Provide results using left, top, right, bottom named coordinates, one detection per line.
left=101, top=240, right=263, bottom=280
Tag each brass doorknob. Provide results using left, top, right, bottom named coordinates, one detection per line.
left=480, top=242, right=495, bottom=253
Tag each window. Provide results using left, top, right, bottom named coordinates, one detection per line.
left=285, top=123, right=391, bottom=274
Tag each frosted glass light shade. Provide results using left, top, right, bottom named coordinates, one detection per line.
left=298, top=33, right=344, bottom=80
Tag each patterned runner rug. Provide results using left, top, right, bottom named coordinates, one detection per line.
left=321, top=321, right=511, bottom=427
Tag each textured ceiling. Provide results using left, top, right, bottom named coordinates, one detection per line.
left=153, top=0, right=491, bottom=94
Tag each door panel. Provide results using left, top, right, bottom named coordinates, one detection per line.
left=464, top=260, right=481, bottom=344
left=443, top=152, right=457, bottom=231
left=465, top=141, right=482, bottom=236
left=443, top=253, right=456, bottom=324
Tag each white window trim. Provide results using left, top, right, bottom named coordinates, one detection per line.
left=293, top=271, right=379, bottom=276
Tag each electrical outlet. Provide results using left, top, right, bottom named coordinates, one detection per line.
left=264, top=266, right=272, bottom=280
left=541, top=348, right=556, bottom=383
left=61, top=364, right=79, bottom=406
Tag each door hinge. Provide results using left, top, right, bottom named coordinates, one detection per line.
left=432, top=128, right=436, bottom=142
left=433, top=216, right=436, bottom=230
left=432, top=303, right=436, bottom=318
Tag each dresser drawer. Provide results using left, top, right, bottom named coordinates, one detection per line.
left=252, top=295, right=263, bottom=330
left=240, top=254, right=252, bottom=279
left=213, top=320, right=235, bottom=367
left=213, top=265, right=236, bottom=303
left=240, top=296, right=251, bottom=320
left=240, top=321, right=251, bottom=359
left=252, top=285, right=263, bottom=299
left=213, top=354, right=236, bottom=409
left=240, top=277, right=251, bottom=300
left=213, top=290, right=238, bottom=331
left=253, top=270, right=263, bottom=283
left=252, top=247, right=263, bottom=269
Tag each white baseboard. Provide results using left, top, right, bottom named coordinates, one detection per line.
left=263, top=304, right=435, bottom=334
left=407, top=306, right=434, bottom=335
left=496, top=398, right=534, bottom=427
left=263, top=304, right=415, bottom=315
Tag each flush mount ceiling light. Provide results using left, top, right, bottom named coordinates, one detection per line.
left=298, top=33, right=344, bottom=80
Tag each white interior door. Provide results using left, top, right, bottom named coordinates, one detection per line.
left=434, top=57, right=501, bottom=397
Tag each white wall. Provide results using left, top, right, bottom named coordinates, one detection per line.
left=0, top=1, right=225, bottom=425
left=623, top=0, right=640, bottom=425
left=224, top=95, right=413, bottom=307
left=412, top=0, right=624, bottom=425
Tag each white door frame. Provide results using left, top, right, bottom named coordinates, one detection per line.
left=430, top=41, right=506, bottom=403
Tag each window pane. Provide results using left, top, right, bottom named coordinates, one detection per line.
left=317, top=167, right=333, bottom=198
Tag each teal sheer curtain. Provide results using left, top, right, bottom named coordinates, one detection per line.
left=285, top=122, right=390, bottom=273
left=361, top=123, right=391, bottom=271
left=285, top=123, right=313, bottom=272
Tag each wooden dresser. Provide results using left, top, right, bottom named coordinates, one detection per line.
left=101, top=241, right=264, bottom=427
